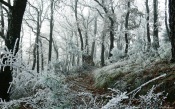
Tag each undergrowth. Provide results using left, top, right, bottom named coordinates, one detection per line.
left=0, top=42, right=173, bottom=108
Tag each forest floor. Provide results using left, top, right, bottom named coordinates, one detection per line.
left=65, top=60, right=175, bottom=108
left=66, top=73, right=108, bottom=108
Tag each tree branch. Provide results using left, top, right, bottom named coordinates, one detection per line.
left=96, top=8, right=104, bottom=18
left=27, top=1, right=38, bottom=12
left=94, top=0, right=108, bottom=13
left=0, top=31, right=5, bottom=40
left=2, top=6, right=8, bottom=14
left=0, top=0, right=12, bottom=9
left=40, top=35, right=49, bottom=42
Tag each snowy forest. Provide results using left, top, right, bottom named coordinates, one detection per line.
left=0, top=0, right=175, bottom=108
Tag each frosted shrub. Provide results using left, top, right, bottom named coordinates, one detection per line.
left=9, top=66, right=72, bottom=108
left=110, top=39, right=171, bottom=66
left=54, top=60, right=69, bottom=75
left=102, top=85, right=166, bottom=108
left=139, top=86, right=166, bottom=108
left=12, top=70, right=71, bottom=106
left=0, top=48, right=72, bottom=109
left=102, top=92, right=129, bottom=109
left=102, top=89, right=132, bottom=109
left=75, top=92, right=100, bottom=108
left=110, top=47, right=125, bottom=62
left=158, top=42, right=171, bottom=60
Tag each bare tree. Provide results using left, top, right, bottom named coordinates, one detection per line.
left=0, top=0, right=27, bottom=101
left=91, top=16, right=97, bottom=64
left=125, top=1, right=130, bottom=54
left=68, top=0, right=95, bottom=65
left=25, top=1, right=49, bottom=72
left=75, top=0, right=84, bottom=51
left=48, top=0, right=54, bottom=62
left=53, top=39, right=59, bottom=59
left=101, top=24, right=106, bottom=66
left=153, top=0, right=159, bottom=50
left=94, top=0, right=115, bottom=58
left=0, top=2, right=4, bottom=38
left=165, top=0, right=170, bottom=41
left=146, top=0, right=151, bottom=50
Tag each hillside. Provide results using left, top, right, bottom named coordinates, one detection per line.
left=65, top=59, right=175, bottom=108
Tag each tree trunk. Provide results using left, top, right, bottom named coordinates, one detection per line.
left=36, top=12, right=40, bottom=73
left=109, top=17, right=114, bottom=58
left=146, top=0, right=151, bottom=50
left=85, top=27, right=89, bottom=54
left=101, top=42, right=105, bottom=66
left=32, top=42, right=36, bottom=70
left=125, top=1, right=130, bottom=55
left=101, top=25, right=106, bottom=67
left=169, top=0, right=175, bottom=62
left=0, top=0, right=27, bottom=101
left=108, top=1, right=115, bottom=58
left=6, top=0, right=26, bottom=53
left=0, top=2, right=4, bottom=38
left=39, top=40, right=44, bottom=71
left=72, top=54, right=75, bottom=66
left=91, top=17, right=97, bottom=62
left=153, top=0, right=159, bottom=50
left=31, top=11, right=40, bottom=73
left=75, top=0, right=84, bottom=51
left=27, top=33, right=32, bottom=65
left=165, top=0, right=170, bottom=41
left=48, top=0, right=54, bottom=62
left=94, top=0, right=115, bottom=58
left=117, top=24, right=123, bottom=50
left=53, top=40, right=59, bottom=59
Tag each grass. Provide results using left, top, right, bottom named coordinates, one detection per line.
left=93, top=59, right=175, bottom=104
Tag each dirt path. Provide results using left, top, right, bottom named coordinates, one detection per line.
left=66, top=72, right=106, bottom=95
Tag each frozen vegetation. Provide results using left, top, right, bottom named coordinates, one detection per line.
left=0, top=41, right=173, bottom=109
left=0, top=0, right=175, bottom=108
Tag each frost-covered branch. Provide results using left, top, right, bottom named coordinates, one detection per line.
left=0, top=0, right=12, bottom=9
left=127, top=73, right=166, bottom=96
left=102, top=92, right=128, bottom=109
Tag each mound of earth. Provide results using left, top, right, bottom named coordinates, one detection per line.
left=65, top=60, right=175, bottom=107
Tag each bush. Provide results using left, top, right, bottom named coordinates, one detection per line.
left=0, top=48, right=73, bottom=109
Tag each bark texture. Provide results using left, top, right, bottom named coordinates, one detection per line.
left=169, top=0, right=175, bottom=62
